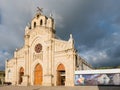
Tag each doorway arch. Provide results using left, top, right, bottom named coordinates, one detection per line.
left=19, top=67, right=24, bottom=84
left=57, top=63, right=66, bottom=86
left=34, top=63, right=43, bottom=85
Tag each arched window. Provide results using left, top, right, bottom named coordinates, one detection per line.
left=19, top=67, right=24, bottom=84
left=40, top=20, right=43, bottom=25
left=37, top=15, right=39, bottom=18
left=34, top=22, right=36, bottom=28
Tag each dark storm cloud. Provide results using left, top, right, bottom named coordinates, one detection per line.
left=0, top=0, right=120, bottom=69
left=0, top=13, right=1, bottom=24
left=107, top=45, right=120, bottom=59
left=57, top=0, right=118, bottom=44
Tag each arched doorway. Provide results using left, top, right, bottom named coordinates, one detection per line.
left=19, top=67, right=24, bottom=84
left=34, top=64, right=43, bottom=85
left=57, top=64, right=66, bottom=86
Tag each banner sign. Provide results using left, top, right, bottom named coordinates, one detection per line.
left=75, top=73, right=120, bottom=85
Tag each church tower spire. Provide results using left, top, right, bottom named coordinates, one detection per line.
left=30, top=7, right=55, bottom=30
left=24, top=7, right=55, bottom=41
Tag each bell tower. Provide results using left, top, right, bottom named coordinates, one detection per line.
left=31, top=8, right=55, bottom=36
left=25, top=7, right=55, bottom=43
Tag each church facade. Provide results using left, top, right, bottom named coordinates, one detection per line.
left=5, top=10, right=92, bottom=86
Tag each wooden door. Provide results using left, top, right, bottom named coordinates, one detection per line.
left=34, top=64, right=43, bottom=85
left=19, top=67, right=24, bottom=84
left=57, top=71, right=61, bottom=85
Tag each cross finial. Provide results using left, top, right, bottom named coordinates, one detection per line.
left=37, top=7, right=43, bottom=13
left=50, top=13, right=53, bottom=17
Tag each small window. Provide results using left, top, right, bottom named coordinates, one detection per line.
left=37, top=15, right=39, bottom=18
left=40, top=20, right=43, bottom=25
left=34, top=22, right=36, bottom=28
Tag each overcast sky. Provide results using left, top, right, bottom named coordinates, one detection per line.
left=0, top=0, right=120, bottom=70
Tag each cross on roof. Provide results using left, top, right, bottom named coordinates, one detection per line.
left=37, top=7, right=43, bottom=13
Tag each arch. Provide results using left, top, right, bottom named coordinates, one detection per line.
left=57, top=64, right=65, bottom=71
left=37, top=14, right=40, bottom=18
left=19, top=67, right=24, bottom=84
left=30, top=35, right=43, bottom=47
left=57, top=63, right=66, bottom=86
left=34, top=22, right=36, bottom=28
left=34, top=63, right=43, bottom=85
left=31, top=60, right=43, bottom=85
left=40, top=19, right=43, bottom=25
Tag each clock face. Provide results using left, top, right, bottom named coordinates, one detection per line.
left=35, top=43, right=42, bottom=53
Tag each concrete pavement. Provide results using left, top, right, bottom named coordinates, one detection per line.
left=0, top=86, right=120, bottom=90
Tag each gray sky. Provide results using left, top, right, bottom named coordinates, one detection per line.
left=0, top=0, right=120, bottom=70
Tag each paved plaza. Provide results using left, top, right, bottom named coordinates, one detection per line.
left=0, top=86, right=120, bottom=90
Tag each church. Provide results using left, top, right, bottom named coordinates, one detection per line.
left=5, top=8, right=92, bottom=86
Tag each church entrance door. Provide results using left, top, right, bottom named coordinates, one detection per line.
left=34, top=64, right=43, bottom=85
left=19, top=67, right=24, bottom=84
left=57, top=64, right=65, bottom=86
